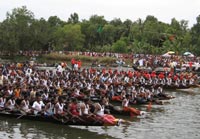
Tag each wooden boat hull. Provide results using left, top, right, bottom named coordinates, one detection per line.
left=0, top=112, right=118, bottom=126
left=163, top=84, right=199, bottom=90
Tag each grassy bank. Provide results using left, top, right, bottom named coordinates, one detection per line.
left=0, top=52, right=133, bottom=66
left=41, top=52, right=117, bottom=66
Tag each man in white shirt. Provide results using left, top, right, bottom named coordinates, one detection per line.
left=32, top=94, right=45, bottom=115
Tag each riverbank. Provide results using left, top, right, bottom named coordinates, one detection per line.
left=0, top=53, right=133, bottom=67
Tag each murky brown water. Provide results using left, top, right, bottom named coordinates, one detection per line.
left=0, top=89, right=200, bottom=139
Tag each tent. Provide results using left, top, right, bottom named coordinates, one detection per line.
left=183, top=52, right=194, bottom=57
left=167, top=51, right=175, bottom=54
left=162, top=53, right=171, bottom=57
left=162, top=51, right=175, bottom=57
left=183, top=52, right=192, bottom=56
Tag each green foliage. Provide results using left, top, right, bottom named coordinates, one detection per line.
left=54, top=24, right=85, bottom=51
left=0, top=6, right=200, bottom=56
left=68, top=13, right=79, bottom=24
left=112, top=39, right=127, bottom=53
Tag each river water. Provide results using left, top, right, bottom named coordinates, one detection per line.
left=0, top=89, right=200, bottom=139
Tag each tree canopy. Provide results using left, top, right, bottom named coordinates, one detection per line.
left=0, top=6, right=200, bottom=55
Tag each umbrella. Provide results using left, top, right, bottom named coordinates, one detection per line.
left=188, top=54, right=195, bottom=57
left=183, top=52, right=193, bottom=56
left=162, top=53, right=171, bottom=57
left=167, top=51, right=175, bottom=54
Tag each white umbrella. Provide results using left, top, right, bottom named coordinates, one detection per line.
left=162, top=53, right=171, bottom=57
left=188, top=54, right=195, bottom=57
left=183, top=52, right=193, bottom=56
left=167, top=51, right=175, bottom=55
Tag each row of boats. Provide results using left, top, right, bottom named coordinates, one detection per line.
left=0, top=63, right=199, bottom=126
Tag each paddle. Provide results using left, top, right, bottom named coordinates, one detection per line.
left=17, top=114, right=25, bottom=119
left=17, top=110, right=27, bottom=119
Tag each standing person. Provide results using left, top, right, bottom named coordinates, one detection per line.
left=77, top=60, right=82, bottom=71
left=71, top=58, right=75, bottom=70
left=74, top=61, right=78, bottom=71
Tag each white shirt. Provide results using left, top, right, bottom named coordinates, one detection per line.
left=32, top=101, right=45, bottom=115
left=96, top=104, right=104, bottom=116
left=54, top=102, right=64, bottom=114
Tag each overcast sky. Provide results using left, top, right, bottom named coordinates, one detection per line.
left=1, top=0, right=200, bottom=27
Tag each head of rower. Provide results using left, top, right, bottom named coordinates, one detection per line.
left=36, top=93, right=42, bottom=102
left=58, top=96, right=64, bottom=104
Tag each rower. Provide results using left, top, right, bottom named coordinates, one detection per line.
left=30, top=87, right=37, bottom=100
left=31, top=94, right=45, bottom=115
left=14, top=86, right=21, bottom=99
left=54, top=97, right=65, bottom=115
left=122, top=94, right=143, bottom=116
left=20, top=95, right=32, bottom=114
left=42, top=91, right=49, bottom=102
left=44, top=98, right=55, bottom=116
left=79, top=98, right=98, bottom=122
left=0, top=95, right=6, bottom=111
left=94, top=99, right=120, bottom=125
left=68, top=98, right=80, bottom=116
left=102, top=95, right=114, bottom=114
left=0, top=72, right=4, bottom=86
left=5, top=95, right=19, bottom=112
left=67, top=98, right=86, bottom=123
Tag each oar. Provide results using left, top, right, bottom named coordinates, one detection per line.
left=17, top=110, right=27, bottom=119
left=17, top=114, right=25, bottom=119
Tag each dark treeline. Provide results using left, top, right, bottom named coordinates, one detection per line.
left=0, top=6, right=200, bottom=55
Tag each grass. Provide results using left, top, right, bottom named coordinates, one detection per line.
left=41, top=52, right=117, bottom=66
left=0, top=52, right=133, bottom=66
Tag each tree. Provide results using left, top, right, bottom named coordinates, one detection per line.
left=143, top=15, right=161, bottom=46
left=0, top=6, right=34, bottom=53
left=191, top=15, right=200, bottom=55
left=54, top=24, right=85, bottom=51
left=112, top=39, right=127, bottom=53
left=48, top=16, right=65, bottom=27
left=68, top=13, right=79, bottom=24
left=101, top=24, right=116, bottom=45
left=29, top=18, right=52, bottom=50
left=0, top=6, right=199, bottom=56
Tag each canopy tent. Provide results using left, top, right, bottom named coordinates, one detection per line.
left=162, top=51, right=175, bottom=57
left=167, top=51, right=175, bottom=55
left=183, top=52, right=195, bottom=57
left=162, top=53, right=171, bottom=57
left=187, top=54, right=195, bottom=57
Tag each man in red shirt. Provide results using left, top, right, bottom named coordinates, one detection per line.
left=77, top=60, right=82, bottom=70
left=71, top=58, right=75, bottom=70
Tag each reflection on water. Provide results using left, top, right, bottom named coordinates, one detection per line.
left=0, top=118, right=116, bottom=139
left=0, top=89, right=200, bottom=139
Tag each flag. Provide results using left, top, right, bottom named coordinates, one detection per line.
left=97, top=25, right=103, bottom=33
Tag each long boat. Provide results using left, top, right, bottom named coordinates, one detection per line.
left=163, top=84, right=194, bottom=90
left=0, top=111, right=120, bottom=126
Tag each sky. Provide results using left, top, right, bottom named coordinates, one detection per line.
left=0, top=0, right=200, bottom=27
